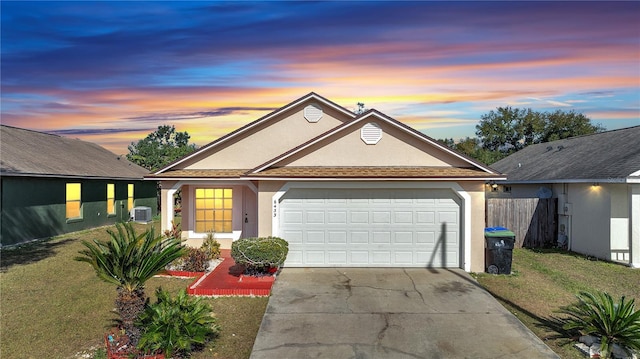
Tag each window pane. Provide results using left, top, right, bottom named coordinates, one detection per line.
left=194, top=187, right=233, bottom=233
left=127, top=183, right=134, bottom=209
left=66, top=183, right=81, bottom=218
left=66, top=183, right=81, bottom=201
left=195, top=188, right=205, bottom=198
left=66, top=201, right=80, bottom=218
left=107, top=184, right=115, bottom=214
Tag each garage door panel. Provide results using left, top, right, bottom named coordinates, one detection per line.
left=328, top=231, right=347, bottom=244
left=351, top=211, right=369, bottom=223
left=280, top=188, right=460, bottom=267
left=351, top=232, right=369, bottom=244
left=394, top=211, right=413, bottom=223
left=417, top=211, right=435, bottom=224
left=307, top=231, right=325, bottom=244
left=306, top=211, right=324, bottom=223
left=328, top=211, right=347, bottom=224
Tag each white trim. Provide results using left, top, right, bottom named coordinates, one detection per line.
left=154, top=93, right=356, bottom=174
left=251, top=111, right=498, bottom=175
left=271, top=181, right=473, bottom=272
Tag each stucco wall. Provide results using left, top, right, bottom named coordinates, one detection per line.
left=283, top=121, right=470, bottom=167
left=181, top=104, right=350, bottom=170
left=458, top=181, right=486, bottom=273
left=568, top=183, right=611, bottom=260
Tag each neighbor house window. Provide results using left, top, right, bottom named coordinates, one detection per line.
left=195, top=188, right=233, bottom=233
left=66, top=183, right=82, bottom=219
left=127, top=184, right=134, bottom=210
left=107, top=184, right=115, bottom=214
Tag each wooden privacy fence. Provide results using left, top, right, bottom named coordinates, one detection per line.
left=486, top=198, right=557, bottom=248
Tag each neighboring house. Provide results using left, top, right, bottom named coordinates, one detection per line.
left=490, top=126, right=640, bottom=268
left=1, top=125, right=157, bottom=246
left=148, top=93, right=504, bottom=272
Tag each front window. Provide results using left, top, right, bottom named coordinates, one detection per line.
left=107, top=184, right=115, bottom=214
left=195, top=188, right=233, bottom=233
left=66, top=183, right=82, bottom=219
left=127, top=184, right=134, bottom=210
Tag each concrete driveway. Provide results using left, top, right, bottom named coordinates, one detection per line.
left=250, top=268, right=559, bottom=359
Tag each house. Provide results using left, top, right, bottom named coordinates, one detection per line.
left=490, top=126, right=640, bottom=268
left=148, top=93, right=503, bottom=272
left=0, top=125, right=157, bottom=246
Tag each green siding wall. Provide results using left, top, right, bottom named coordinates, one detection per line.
left=1, top=177, right=157, bottom=246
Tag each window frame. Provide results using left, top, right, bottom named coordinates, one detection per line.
left=106, top=183, right=116, bottom=215
left=127, top=183, right=134, bottom=211
left=194, top=187, right=233, bottom=234
left=66, top=182, right=82, bottom=220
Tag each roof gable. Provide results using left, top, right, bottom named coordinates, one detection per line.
left=0, top=125, right=149, bottom=179
left=492, top=126, right=640, bottom=182
left=155, top=92, right=356, bottom=174
left=249, top=109, right=499, bottom=175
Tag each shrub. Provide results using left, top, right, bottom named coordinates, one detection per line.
left=181, top=247, right=209, bottom=272
left=137, top=288, right=219, bottom=358
left=201, top=231, right=221, bottom=260
left=163, top=221, right=181, bottom=240
left=559, top=291, right=640, bottom=359
left=231, top=236, right=288, bottom=275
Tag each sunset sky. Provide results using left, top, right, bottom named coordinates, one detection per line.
left=2, top=1, right=639, bottom=155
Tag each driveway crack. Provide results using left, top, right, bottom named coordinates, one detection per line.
left=336, top=269, right=354, bottom=313
left=403, top=268, right=426, bottom=305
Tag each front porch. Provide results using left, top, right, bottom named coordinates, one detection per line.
left=160, top=180, right=258, bottom=249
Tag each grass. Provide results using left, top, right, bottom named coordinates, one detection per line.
left=0, top=222, right=268, bottom=359
left=474, top=248, right=640, bottom=359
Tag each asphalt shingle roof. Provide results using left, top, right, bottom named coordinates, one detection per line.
left=491, top=126, right=640, bottom=182
left=147, top=166, right=499, bottom=179
left=1, top=125, right=150, bottom=179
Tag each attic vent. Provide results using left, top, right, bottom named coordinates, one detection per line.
left=361, top=122, right=382, bottom=144
left=304, top=104, right=323, bottom=123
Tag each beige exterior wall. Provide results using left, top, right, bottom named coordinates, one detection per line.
left=566, top=183, right=612, bottom=260
left=181, top=104, right=349, bottom=170
left=282, top=121, right=470, bottom=167
left=459, top=181, right=486, bottom=273
left=257, top=181, right=286, bottom=236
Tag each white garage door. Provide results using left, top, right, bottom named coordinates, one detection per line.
left=279, top=188, right=460, bottom=267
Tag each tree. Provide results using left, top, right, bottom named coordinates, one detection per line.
left=127, top=125, right=197, bottom=171
left=75, top=223, right=185, bottom=345
left=475, top=107, right=604, bottom=160
left=439, top=137, right=505, bottom=164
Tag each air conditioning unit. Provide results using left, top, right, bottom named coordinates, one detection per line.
left=131, top=206, right=152, bottom=223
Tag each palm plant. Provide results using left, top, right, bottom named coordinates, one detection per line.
left=137, top=288, right=219, bottom=358
left=559, top=291, right=640, bottom=358
left=75, top=222, right=185, bottom=345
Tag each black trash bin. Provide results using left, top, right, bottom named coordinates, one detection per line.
left=484, top=227, right=516, bottom=274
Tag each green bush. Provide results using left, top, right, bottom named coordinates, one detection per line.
left=559, top=291, right=640, bottom=358
left=137, top=288, right=219, bottom=358
left=201, top=231, right=221, bottom=260
left=181, top=247, right=209, bottom=272
left=231, top=237, right=288, bottom=275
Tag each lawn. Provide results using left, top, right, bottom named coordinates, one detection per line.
left=0, top=222, right=268, bottom=359
left=474, top=248, right=640, bottom=359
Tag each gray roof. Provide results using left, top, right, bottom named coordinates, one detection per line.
left=0, top=125, right=149, bottom=179
left=491, top=126, right=640, bottom=183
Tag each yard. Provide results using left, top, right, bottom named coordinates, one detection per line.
left=2, top=223, right=639, bottom=359
left=0, top=222, right=268, bottom=359
left=475, top=248, right=640, bottom=359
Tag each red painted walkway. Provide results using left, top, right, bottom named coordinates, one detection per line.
left=184, top=250, right=275, bottom=297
